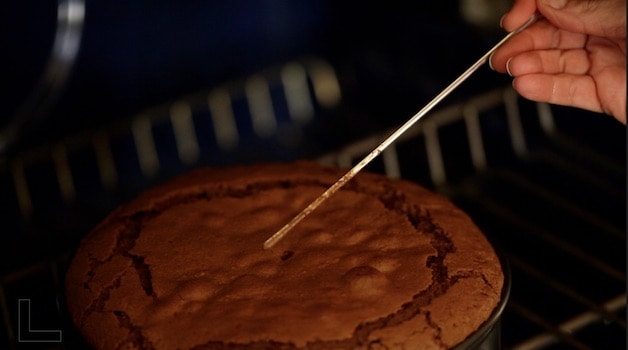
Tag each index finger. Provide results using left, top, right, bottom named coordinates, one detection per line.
left=490, top=19, right=588, bottom=73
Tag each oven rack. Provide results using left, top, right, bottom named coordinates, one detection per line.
left=0, top=56, right=344, bottom=349
left=0, top=73, right=625, bottom=349
left=318, top=88, right=626, bottom=349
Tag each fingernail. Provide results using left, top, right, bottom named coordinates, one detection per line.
left=499, top=14, right=506, bottom=29
left=544, top=0, right=567, bottom=9
left=488, top=52, right=496, bottom=71
left=506, top=57, right=514, bottom=77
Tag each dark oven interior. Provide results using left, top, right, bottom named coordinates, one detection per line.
left=1, top=1, right=625, bottom=349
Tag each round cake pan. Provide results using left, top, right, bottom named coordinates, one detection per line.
left=454, top=253, right=511, bottom=350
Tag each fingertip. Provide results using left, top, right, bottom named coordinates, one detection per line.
left=511, top=75, right=531, bottom=97
left=511, top=75, right=529, bottom=96
left=506, top=57, right=514, bottom=77
left=488, top=52, right=496, bottom=71
left=511, top=76, right=523, bottom=93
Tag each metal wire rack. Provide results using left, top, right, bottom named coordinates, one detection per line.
left=0, top=56, right=343, bottom=349
left=0, top=55, right=625, bottom=349
left=318, top=88, right=626, bottom=349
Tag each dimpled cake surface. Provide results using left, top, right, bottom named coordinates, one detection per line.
left=65, top=161, right=504, bottom=349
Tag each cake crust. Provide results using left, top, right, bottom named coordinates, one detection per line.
left=65, top=161, right=504, bottom=349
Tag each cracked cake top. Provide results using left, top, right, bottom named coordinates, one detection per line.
left=65, top=161, right=504, bottom=349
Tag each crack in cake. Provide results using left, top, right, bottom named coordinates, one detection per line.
left=65, top=161, right=505, bottom=349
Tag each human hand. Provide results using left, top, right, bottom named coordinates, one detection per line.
left=490, top=0, right=626, bottom=124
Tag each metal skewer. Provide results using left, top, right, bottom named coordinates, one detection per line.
left=264, top=14, right=539, bottom=249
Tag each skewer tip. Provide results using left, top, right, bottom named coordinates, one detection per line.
left=263, top=238, right=275, bottom=250
left=263, top=224, right=290, bottom=249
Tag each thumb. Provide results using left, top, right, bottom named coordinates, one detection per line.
left=539, top=0, right=626, bottom=38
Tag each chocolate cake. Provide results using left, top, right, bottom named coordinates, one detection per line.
left=65, top=161, right=505, bottom=349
